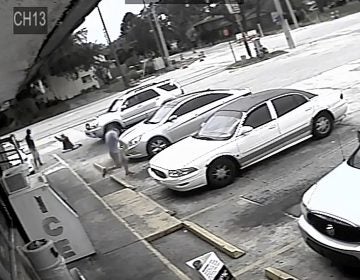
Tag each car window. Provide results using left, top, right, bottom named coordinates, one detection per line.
left=123, top=94, right=140, bottom=109
left=272, top=94, right=308, bottom=117
left=137, top=89, right=160, bottom=102
left=171, top=93, right=231, bottom=117
left=244, top=103, right=272, bottom=128
left=157, top=83, right=178, bottom=91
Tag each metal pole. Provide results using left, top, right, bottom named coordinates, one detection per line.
left=150, top=5, right=171, bottom=67
left=234, top=13, right=252, bottom=58
left=142, top=0, right=163, bottom=58
left=284, top=0, right=299, bottom=28
left=257, top=23, right=264, bottom=37
left=229, top=41, right=237, bottom=62
left=273, top=0, right=296, bottom=49
left=97, top=6, right=129, bottom=87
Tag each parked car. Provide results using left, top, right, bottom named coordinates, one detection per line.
left=299, top=130, right=360, bottom=266
left=120, top=88, right=252, bottom=158
left=84, top=79, right=184, bottom=138
left=149, top=88, right=347, bottom=191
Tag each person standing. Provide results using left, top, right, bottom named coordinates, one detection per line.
left=25, top=129, right=43, bottom=168
left=102, top=127, right=133, bottom=177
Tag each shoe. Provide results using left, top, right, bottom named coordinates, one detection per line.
left=102, top=168, right=107, bottom=178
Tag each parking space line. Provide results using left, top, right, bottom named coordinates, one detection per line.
left=233, top=240, right=301, bottom=278
left=53, top=154, right=192, bottom=280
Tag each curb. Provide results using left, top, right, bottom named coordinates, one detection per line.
left=182, top=221, right=245, bottom=259
left=93, top=162, right=104, bottom=172
left=93, top=162, right=137, bottom=191
left=110, top=174, right=137, bottom=191
left=265, top=267, right=299, bottom=280
left=145, top=223, right=183, bottom=243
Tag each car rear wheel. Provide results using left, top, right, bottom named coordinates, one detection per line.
left=147, top=136, right=170, bottom=157
left=313, top=112, right=333, bottom=139
left=207, top=158, right=236, bottom=188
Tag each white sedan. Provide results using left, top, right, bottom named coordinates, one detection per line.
left=149, top=88, right=347, bottom=191
left=299, top=131, right=360, bottom=266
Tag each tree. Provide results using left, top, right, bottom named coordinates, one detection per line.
left=39, top=28, right=108, bottom=80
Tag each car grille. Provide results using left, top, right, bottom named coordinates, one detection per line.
left=151, top=168, right=167, bottom=179
left=305, top=237, right=360, bottom=266
left=307, top=212, right=360, bottom=242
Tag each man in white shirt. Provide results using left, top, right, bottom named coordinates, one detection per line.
left=102, top=127, right=133, bottom=177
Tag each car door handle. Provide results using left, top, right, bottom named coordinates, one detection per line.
left=305, top=108, right=312, bottom=111
left=268, top=125, right=277, bottom=130
left=137, top=105, right=142, bottom=108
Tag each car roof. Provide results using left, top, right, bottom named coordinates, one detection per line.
left=163, top=89, right=240, bottom=107
left=220, top=88, right=316, bottom=112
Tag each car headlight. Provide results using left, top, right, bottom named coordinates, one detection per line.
left=169, top=167, right=198, bottom=178
left=129, top=135, right=142, bottom=147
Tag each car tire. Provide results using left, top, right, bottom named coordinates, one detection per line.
left=206, top=157, right=236, bottom=189
left=103, top=122, right=123, bottom=139
left=312, top=112, right=333, bottom=139
left=147, top=136, right=170, bottom=157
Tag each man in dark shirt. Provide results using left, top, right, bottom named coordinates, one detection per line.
left=25, top=129, right=43, bottom=168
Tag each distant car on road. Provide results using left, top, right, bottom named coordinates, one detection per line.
left=149, top=88, right=347, bottom=191
left=299, top=130, right=360, bottom=266
left=120, top=88, right=252, bottom=158
left=84, top=79, right=184, bottom=139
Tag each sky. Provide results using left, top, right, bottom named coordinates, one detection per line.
left=80, top=0, right=144, bottom=44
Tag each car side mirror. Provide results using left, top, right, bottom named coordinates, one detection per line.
left=239, top=126, right=253, bottom=136
left=121, top=105, right=127, bottom=111
left=167, top=115, right=178, bottom=122
left=200, top=122, right=206, bottom=128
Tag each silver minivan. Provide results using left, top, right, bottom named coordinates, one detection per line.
left=120, top=88, right=252, bottom=158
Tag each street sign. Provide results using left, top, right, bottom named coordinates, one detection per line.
left=225, top=0, right=240, bottom=14
left=271, top=11, right=281, bottom=25
left=186, top=252, right=236, bottom=280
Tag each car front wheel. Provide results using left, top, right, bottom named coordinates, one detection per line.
left=147, top=136, right=170, bottom=157
left=207, top=158, right=236, bottom=188
left=312, top=112, right=333, bottom=139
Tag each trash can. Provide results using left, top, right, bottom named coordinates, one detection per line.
left=22, top=239, right=74, bottom=280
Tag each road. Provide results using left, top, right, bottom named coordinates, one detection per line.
left=20, top=12, right=360, bottom=280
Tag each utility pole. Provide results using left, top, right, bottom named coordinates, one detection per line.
left=284, top=0, right=299, bottom=29
left=142, top=0, right=164, bottom=58
left=150, top=4, right=171, bottom=67
left=225, top=0, right=252, bottom=58
left=273, top=0, right=296, bottom=49
left=97, top=6, right=129, bottom=87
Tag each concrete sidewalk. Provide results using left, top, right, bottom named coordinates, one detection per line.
left=43, top=163, right=186, bottom=280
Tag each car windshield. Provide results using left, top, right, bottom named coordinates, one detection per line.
left=108, top=99, right=123, bottom=112
left=348, top=147, right=360, bottom=169
left=145, top=105, right=174, bottom=124
left=195, top=111, right=243, bottom=140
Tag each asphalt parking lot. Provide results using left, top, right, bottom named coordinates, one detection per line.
left=49, top=121, right=360, bottom=280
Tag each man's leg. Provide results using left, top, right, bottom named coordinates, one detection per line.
left=35, top=150, right=43, bottom=165
left=103, top=152, right=122, bottom=177
left=31, top=150, right=38, bottom=168
left=120, top=150, right=133, bottom=175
